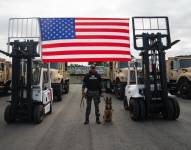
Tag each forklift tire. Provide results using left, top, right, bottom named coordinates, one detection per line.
left=139, top=99, right=146, bottom=121
left=123, top=97, right=129, bottom=110
left=129, top=99, right=140, bottom=121
left=4, top=105, right=15, bottom=124
left=179, top=81, right=191, bottom=99
left=57, top=94, right=62, bottom=101
left=33, top=105, right=44, bottom=124
left=163, top=99, right=175, bottom=120
left=169, top=98, right=180, bottom=120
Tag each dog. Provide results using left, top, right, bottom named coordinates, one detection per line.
left=103, top=97, right=113, bottom=123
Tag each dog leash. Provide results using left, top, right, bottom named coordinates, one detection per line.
left=80, top=95, right=86, bottom=111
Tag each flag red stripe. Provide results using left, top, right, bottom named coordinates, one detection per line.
left=76, top=18, right=129, bottom=20
left=75, top=22, right=129, bottom=26
left=76, top=35, right=129, bottom=40
left=75, top=28, right=129, bottom=33
left=42, top=42, right=130, bottom=48
left=42, top=50, right=131, bottom=56
left=42, top=58, right=131, bottom=62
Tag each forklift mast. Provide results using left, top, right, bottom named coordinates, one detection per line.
left=132, top=17, right=179, bottom=113
left=10, top=40, right=39, bottom=120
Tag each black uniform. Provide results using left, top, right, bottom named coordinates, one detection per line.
left=82, top=71, right=102, bottom=121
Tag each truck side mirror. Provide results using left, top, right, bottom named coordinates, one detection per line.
left=170, top=61, right=174, bottom=69
left=134, top=62, right=138, bottom=68
left=1, top=63, right=4, bottom=71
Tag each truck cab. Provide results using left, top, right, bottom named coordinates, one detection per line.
left=167, top=56, right=191, bottom=99
left=50, top=63, right=70, bottom=101
left=113, top=60, right=142, bottom=99
left=0, top=58, right=11, bottom=93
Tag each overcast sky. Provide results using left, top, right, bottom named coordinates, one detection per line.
left=0, top=0, right=190, bottom=61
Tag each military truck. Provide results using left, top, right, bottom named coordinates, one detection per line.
left=167, top=55, right=191, bottom=99
left=50, top=63, right=70, bottom=101
left=102, top=60, right=141, bottom=100
left=111, top=62, right=129, bottom=99
left=0, top=58, right=11, bottom=94
left=58, top=63, right=70, bottom=94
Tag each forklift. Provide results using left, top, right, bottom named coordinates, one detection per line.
left=0, top=40, right=53, bottom=124
left=124, top=16, right=180, bottom=121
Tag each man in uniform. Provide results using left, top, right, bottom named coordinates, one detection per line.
left=82, top=65, right=102, bottom=124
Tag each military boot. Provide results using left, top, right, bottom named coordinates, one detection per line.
left=84, top=118, right=89, bottom=125
left=96, top=117, right=101, bottom=124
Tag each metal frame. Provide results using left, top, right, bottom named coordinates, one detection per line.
left=10, top=40, right=39, bottom=120
left=7, top=18, right=41, bottom=54
left=132, top=16, right=179, bottom=114
left=132, top=16, right=171, bottom=51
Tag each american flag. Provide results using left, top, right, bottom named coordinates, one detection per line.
left=39, top=18, right=131, bottom=62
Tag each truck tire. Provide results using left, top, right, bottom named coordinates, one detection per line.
left=123, top=96, right=129, bottom=110
left=169, top=90, right=178, bottom=96
left=105, top=80, right=111, bottom=93
left=3, top=88, right=9, bottom=95
left=57, top=93, right=62, bottom=101
left=115, top=82, right=124, bottom=100
left=129, top=98, right=140, bottom=121
left=169, top=98, right=180, bottom=119
left=179, top=81, right=191, bottom=99
left=48, top=102, right=52, bottom=114
left=64, top=81, right=69, bottom=94
left=139, top=99, right=146, bottom=121
left=4, top=105, right=15, bottom=124
left=33, top=105, right=44, bottom=124
left=61, top=81, right=65, bottom=94
left=52, top=83, right=62, bottom=101
left=163, top=98, right=175, bottom=120
left=56, top=84, right=62, bottom=101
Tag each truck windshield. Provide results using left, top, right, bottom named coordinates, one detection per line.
left=118, top=62, right=128, bottom=68
left=180, top=59, right=191, bottom=68
left=50, top=63, right=58, bottom=69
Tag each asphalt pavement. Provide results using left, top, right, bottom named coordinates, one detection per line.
left=0, top=84, right=191, bottom=150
